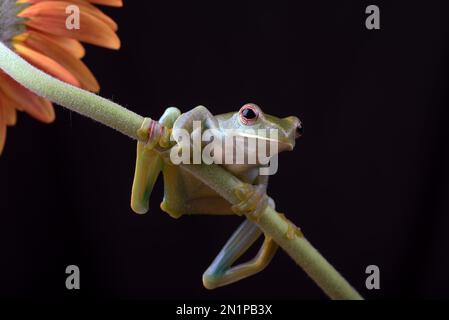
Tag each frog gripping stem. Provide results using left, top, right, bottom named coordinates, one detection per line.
left=131, top=108, right=181, bottom=214
left=0, top=42, right=362, bottom=299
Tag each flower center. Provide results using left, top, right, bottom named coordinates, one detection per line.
left=0, top=0, right=28, bottom=47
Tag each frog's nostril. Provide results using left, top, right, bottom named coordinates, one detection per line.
left=296, top=121, right=304, bottom=138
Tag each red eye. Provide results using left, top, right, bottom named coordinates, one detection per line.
left=239, top=104, right=259, bottom=125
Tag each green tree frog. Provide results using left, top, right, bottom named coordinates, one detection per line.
left=130, top=103, right=302, bottom=289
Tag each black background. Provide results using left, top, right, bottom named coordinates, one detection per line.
left=1, top=0, right=449, bottom=300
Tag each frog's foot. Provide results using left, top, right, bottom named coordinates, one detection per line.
left=137, top=117, right=171, bottom=149
left=202, top=219, right=279, bottom=290
left=231, top=183, right=269, bottom=221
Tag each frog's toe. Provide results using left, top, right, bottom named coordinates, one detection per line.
left=231, top=184, right=268, bottom=218
left=246, top=184, right=266, bottom=204
left=138, top=118, right=168, bottom=150
left=231, top=202, right=251, bottom=216
left=252, top=195, right=269, bottom=218
left=160, top=199, right=184, bottom=219
left=233, top=183, right=253, bottom=200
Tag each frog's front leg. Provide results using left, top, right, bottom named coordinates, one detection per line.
left=158, top=105, right=225, bottom=217
left=202, top=219, right=278, bottom=289
left=171, top=105, right=220, bottom=145
left=131, top=107, right=181, bottom=214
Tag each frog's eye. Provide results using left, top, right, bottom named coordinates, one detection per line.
left=239, top=104, right=259, bottom=125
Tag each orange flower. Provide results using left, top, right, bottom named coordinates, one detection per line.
left=0, top=0, right=122, bottom=154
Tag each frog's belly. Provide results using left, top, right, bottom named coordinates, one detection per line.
left=160, top=163, right=260, bottom=217
left=179, top=165, right=259, bottom=199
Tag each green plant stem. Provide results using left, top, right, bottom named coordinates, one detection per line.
left=0, top=42, right=143, bottom=139
left=0, top=42, right=362, bottom=300
left=179, top=164, right=362, bottom=300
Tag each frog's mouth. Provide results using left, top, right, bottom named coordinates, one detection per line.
left=233, top=131, right=296, bottom=153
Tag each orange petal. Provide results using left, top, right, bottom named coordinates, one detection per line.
left=19, top=0, right=124, bottom=7
left=0, top=94, right=18, bottom=126
left=20, top=0, right=118, bottom=31
left=22, top=31, right=100, bottom=92
left=5, top=105, right=18, bottom=126
left=34, top=33, right=86, bottom=59
left=88, top=0, right=123, bottom=7
left=0, top=103, right=6, bottom=155
left=75, top=0, right=119, bottom=31
left=0, top=72, right=55, bottom=123
left=19, top=2, right=121, bottom=49
left=14, top=42, right=81, bottom=87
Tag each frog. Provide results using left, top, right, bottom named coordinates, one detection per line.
left=130, top=103, right=303, bottom=289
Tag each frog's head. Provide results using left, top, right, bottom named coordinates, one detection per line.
left=230, top=103, right=303, bottom=154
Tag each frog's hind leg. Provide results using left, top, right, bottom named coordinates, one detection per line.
left=202, top=219, right=278, bottom=289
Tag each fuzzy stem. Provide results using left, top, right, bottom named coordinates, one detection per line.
left=180, top=164, right=363, bottom=300
left=0, top=42, right=143, bottom=139
left=0, top=42, right=362, bottom=300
